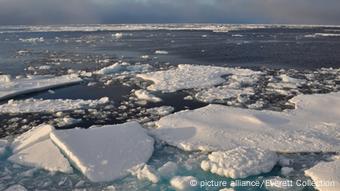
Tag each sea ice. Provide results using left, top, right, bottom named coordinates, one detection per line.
left=0, top=74, right=82, bottom=100
left=50, top=121, right=154, bottom=182
left=157, top=161, right=178, bottom=178
left=305, top=159, right=340, bottom=191
left=201, top=147, right=277, bottom=178
left=134, top=89, right=162, bottom=102
left=11, top=124, right=54, bottom=153
left=137, top=64, right=260, bottom=92
left=9, top=139, right=73, bottom=173
left=153, top=92, right=340, bottom=152
left=95, top=63, right=123, bottom=75
left=95, top=62, right=151, bottom=75
left=154, top=50, right=169, bottom=55
left=4, top=185, right=28, bottom=191
left=130, top=164, right=160, bottom=183
left=0, top=97, right=109, bottom=113
left=146, top=106, right=174, bottom=116
left=170, top=176, right=198, bottom=190
left=9, top=125, right=72, bottom=173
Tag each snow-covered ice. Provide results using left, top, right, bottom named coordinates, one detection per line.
left=130, top=164, right=160, bottom=183
left=154, top=50, right=169, bottom=55
left=305, top=159, right=340, bottom=191
left=9, top=139, right=73, bottom=173
left=153, top=92, right=340, bottom=152
left=9, top=125, right=72, bottom=173
left=170, top=176, right=197, bottom=190
left=11, top=124, right=54, bottom=153
left=0, top=97, right=109, bottom=113
left=200, top=147, right=278, bottom=178
left=146, top=106, right=174, bottom=116
left=134, top=89, right=162, bottom=102
left=0, top=74, right=82, bottom=100
left=137, top=64, right=260, bottom=92
left=50, top=121, right=154, bottom=182
left=95, top=62, right=151, bottom=75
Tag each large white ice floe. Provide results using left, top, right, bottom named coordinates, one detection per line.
left=201, top=147, right=278, bottom=178
left=9, top=125, right=73, bottom=173
left=0, top=74, right=82, bottom=100
left=152, top=92, right=340, bottom=152
left=50, top=121, right=155, bottom=182
left=305, top=158, right=340, bottom=191
left=0, top=97, right=109, bottom=113
left=9, top=139, right=73, bottom=173
left=137, top=64, right=260, bottom=92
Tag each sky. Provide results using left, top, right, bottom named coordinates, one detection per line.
left=0, top=0, right=340, bottom=25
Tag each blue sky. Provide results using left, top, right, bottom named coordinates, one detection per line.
left=0, top=0, right=339, bottom=25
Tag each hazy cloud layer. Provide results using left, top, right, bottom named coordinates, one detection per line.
left=0, top=0, right=339, bottom=25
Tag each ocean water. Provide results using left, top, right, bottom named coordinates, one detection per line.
left=0, top=24, right=339, bottom=190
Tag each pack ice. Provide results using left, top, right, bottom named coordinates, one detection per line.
left=153, top=92, right=340, bottom=153
left=137, top=64, right=260, bottom=92
left=305, top=158, right=340, bottom=191
left=0, top=74, right=82, bottom=100
left=9, top=125, right=73, bottom=173
left=0, top=97, right=109, bottom=113
left=50, top=121, right=154, bottom=182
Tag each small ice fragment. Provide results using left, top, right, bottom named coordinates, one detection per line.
left=170, top=176, right=198, bottom=190
left=134, top=89, right=162, bottom=102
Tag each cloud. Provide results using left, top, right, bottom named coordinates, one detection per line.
left=0, top=0, right=339, bottom=25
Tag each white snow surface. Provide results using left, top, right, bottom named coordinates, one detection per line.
left=200, top=147, right=278, bottom=178
left=11, top=125, right=54, bottom=153
left=153, top=92, right=340, bottom=152
left=9, top=139, right=73, bottom=173
left=50, top=121, right=154, bottom=182
left=0, top=74, right=82, bottom=100
left=134, top=89, right=162, bottom=102
left=9, top=125, right=73, bottom=173
left=0, top=97, right=109, bottom=113
left=305, top=159, right=340, bottom=191
left=137, top=64, right=260, bottom=92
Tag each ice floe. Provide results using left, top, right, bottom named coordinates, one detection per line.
left=50, top=121, right=154, bottom=182
left=153, top=92, right=340, bottom=152
left=130, top=164, right=160, bottom=183
left=95, top=62, right=152, bottom=75
left=19, top=37, right=44, bottom=43
left=9, top=125, right=72, bottom=173
left=200, top=147, right=278, bottom=178
left=137, top=64, right=260, bottom=92
left=11, top=124, right=54, bottom=153
left=0, top=74, right=82, bottom=100
left=9, top=139, right=73, bottom=173
left=146, top=106, right=174, bottom=116
left=170, top=176, right=198, bottom=190
left=154, top=50, right=169, bottom=55
left=157, top=161, right=178, bottom=178
left=305, top=158, right=340, bottom=191
left=134, top=89, right=162, bottom=102
left=0, top=97, right=109, bottom=113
